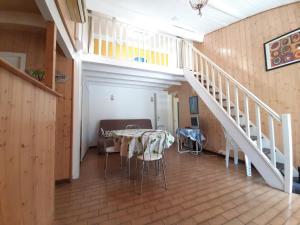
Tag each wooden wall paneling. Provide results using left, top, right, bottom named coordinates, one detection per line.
left=0, top=69, right=6, bottom=225
left=45, top=21, right=57, bottom=90
left=0, top=63, right=57, bottom=225
left=0, top=27, right=45, bottom=71
left=19, top=77, right=35, bottom=224
left=54, top=48, right=73, bottom=181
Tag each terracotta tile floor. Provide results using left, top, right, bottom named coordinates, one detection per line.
left=55, top=145, right=300, bottom=225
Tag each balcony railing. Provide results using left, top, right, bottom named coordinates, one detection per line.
left=84, top=13, right=184, bottom=69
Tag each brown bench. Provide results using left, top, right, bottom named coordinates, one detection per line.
left=97, top=119, right=152, bottom=153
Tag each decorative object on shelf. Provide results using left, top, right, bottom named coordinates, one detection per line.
left=264, top=28, right=300, bottom=71
left=55, top=72, right=68, bottom=83
left=189, top=96, right=199, bottom=114
left=134, top=57, right=147, bottom=63
left=189, top=0, right=208, bottom=16
left=29, top=69, right=45, bottom=81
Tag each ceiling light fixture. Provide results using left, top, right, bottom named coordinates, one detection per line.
left=189, top=0, right=208, bottom=16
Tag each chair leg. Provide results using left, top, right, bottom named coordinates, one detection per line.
left=233, top=145, right=239, bottom=165
left=120, top=156, right=123, bottom=169
left=140, top=161, right=145, bottom=194
left=134, top=157, right=138, bottom=180
left=225, top=139, right=230, bottom=168
left=147, top=161, right=150, bottom=174
left=104, top=152, right=109, bottom=179
left=128, top=158, right=131, bottom=178
left=161, top=158, right=167, bottom=190
left=155, top=161, right=158, bottom=176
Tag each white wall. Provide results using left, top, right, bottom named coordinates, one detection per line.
left=72, top=55, right=82, bottom=179
left=81, top=83, right=89, bottom=160
left=86, top=83, right=170, bottom=147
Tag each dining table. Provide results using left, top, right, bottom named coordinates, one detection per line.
left=111, top=129, right=175, bottom=158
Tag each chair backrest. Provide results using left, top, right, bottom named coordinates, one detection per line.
left=125, top=124, right=140, bottom=129
left=141, top=131, right=167, bottom=156
left=100, top=128, right=113, bottom=138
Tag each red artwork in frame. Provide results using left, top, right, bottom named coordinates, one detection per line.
left=264, top=28, right=300, bottom=71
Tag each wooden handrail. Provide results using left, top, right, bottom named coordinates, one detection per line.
left=0, top=59, right=62, bottom=97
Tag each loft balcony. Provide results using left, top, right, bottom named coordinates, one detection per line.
left=81, top=13, right=188, bottom=89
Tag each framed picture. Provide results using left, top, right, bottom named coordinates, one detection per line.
left=189, top=96, right=198, bottom=114
left=264, top=28, right=300, bottom=71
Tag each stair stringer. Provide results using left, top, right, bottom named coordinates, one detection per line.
left=184, top=69, right=284, bottom=191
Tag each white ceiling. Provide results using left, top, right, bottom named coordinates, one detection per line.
left=81, top=56, right=184, bottom=90
left=86, top=0, right=299, bottom=42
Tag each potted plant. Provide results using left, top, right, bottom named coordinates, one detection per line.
left=29, top=69, right=45, bottom=81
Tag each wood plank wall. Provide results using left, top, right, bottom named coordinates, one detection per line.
left=0, top=64, right=57, bottom=225
left=192, top=2, right=300, bottom=165
left=0, top=26, right=45, bottom=71
left=55, top=47, right=74, bottom=181
left=0, top=26, right=74, bottom=181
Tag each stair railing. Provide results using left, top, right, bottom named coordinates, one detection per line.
left=85, top=13, right=183, bottom=69
left=182, top=41, right=293, bottom=193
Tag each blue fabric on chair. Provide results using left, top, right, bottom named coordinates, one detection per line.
left=176, top=128, right=206, bottom=144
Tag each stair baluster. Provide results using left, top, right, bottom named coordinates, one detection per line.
left=98, top=20, right=102, bottom=56
left=195, top=52, right=199, bottom=78
left=164, top=36, right=168, bottom=65
left=212, top=67, right=216, bottom=99
left=255, top=104, right=263, bottom=152
left=113, top=22, right=117, bottom=58
left=205, top=60, right=210, bottom=91
left=244, top=94, right=251, bottom=137
left=282, top=114, right=293, bottom=193
left=200, top=56, right=204, bottom=84
left=218, top=72, right=223, bottom=106
left=268, top=115, right=276, bottom=166
left=225, top=79, right=231, bottom=116
left=234, top=86, right=240, bottom=125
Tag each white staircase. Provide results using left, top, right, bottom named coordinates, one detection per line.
left=182, top=41, right=295, bottom=193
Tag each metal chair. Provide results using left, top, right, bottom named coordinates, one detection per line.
left=101, top=129, right=120, bottom=178
left=120, top=136, right=133, bottom=178
left=135, top=130, right=167, bottom=194
left=125, top=124, right=140, bottom=129
left=121, top=123, right=139, bottom=177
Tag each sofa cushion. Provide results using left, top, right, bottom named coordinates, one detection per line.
left=99, top=119, right=152, bottom=132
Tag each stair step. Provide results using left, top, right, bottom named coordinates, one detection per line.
left=231, top=114, right=244, bottom=119
left=240, top=124, right=253, bottom=130
left=262, top=148, right=271, bottom=155
left=204, top=84, right=213, bottom=89
left=223, top=105, right=235, bottom=110
left=210, top=91, right=219, bottom=95
left=276, top=162, right=284, bottom=175
left=250, top=135, right=264, bottom=141
left=216, top=98, right=227, bottom=102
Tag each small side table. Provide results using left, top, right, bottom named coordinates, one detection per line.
left=176, top=128, right=206, bottom=155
